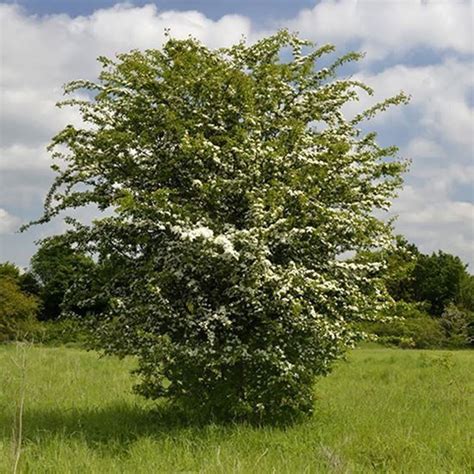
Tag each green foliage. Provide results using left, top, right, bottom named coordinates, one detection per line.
left=18, top=271, right=41, bottom=296
left=29, top=31, right=408, bottom=422
left=0, top=262, right=40, bottom=297
left=0, top=262, right=21, bottom=280
left=457, top=272, right=474, bottom=312
left=412, top=251, right=468, bottom=316
left=361, top=241, right=473, bottom=348
left=30, top=236, right=95, bottom=320
left=35, top=319, right=88, bottom=347
left=382, top=235, right=419, bottom=301
left=360, top=301, right=445, bottom=349
left=457, top=275, right=474, bottom=345
left=440, top=303, right=472, bottom=348
left=0, top=276, right=40, bottom=342
left=371, top=241, right=472, bottom=319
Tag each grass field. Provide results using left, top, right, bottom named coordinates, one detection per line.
left=0, top=344, right=472, bottom=473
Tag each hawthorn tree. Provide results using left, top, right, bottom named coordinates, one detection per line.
left=29, top=31, right=408, bottom=422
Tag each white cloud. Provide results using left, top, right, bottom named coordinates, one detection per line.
left=345, top=60, right=474, bottom=149
left=343, top=58, right=474, bottom=266
left=0, top=87, right=83, bottom=147
left=286, top=0, right=473, bottom=59
left=405, top=138, right=443, bottom=161
left=0, top=143, right=55, bottom=209
left=0, top=4, right=252, bottom=90
left=0, top=143, right=51, bottom=171
left=0, top=208, right=20, bottom=234
left=392, top=171, right=474, bottom=268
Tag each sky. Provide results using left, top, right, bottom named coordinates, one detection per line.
left=0, top=0, right=473, bottom=269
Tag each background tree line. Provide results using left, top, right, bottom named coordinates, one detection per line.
left=359, top=236, right=473, bottom=348
left=0, top=236, right=96, bottom=343
left=1, top=234, right=472, bottom=348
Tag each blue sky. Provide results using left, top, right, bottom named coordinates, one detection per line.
left=0, top=0, right=473, bottom=268
left=2, top=0, right=316, bottom=22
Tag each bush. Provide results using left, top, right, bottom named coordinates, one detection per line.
left=361, top=302, right=446, bottom=349
left=28, top=31, right=408, bottom=423
left=34, top=319, right=88, bottom=347
left=0, top=277, right=40, bottom=342
left=441, top=303, right=471, bottom=348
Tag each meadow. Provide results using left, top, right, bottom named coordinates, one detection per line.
left=0, top=344, right=472, bottom=473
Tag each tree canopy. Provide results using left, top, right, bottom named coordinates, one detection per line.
left=29, top=31, right=409, bottom=422
left=0, top=269, right=39, bottom=342
left=30, top=236, right=95, bottom=320
left=411, top=251, right=468, bottom=316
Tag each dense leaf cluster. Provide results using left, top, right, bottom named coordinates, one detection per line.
left=362, top=238, right=473, bottom=348
left=0, top=264, right=40, bottom=342
left=30, top=236, right=96, bottom=320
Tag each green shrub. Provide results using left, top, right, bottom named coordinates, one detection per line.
left=0, top=277, right=40, bottom=342
left=36, top=319, right=88, bottom=347
left=441, top=303, right=471, bottom=348
left=361, top=302, right=446, bottom=349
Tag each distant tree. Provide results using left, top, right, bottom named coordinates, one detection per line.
left=358, top=241, right=473, bottom=347
left=382, top=236, right=419, bottom=302
left=456, top=272, right=474, bottom=312
left=0, top=261, right=21, bottom=280
left=0, top=276, right=39, bottom=341
left=412, top=251, right=468, bottom=316
left=30, top=236, right=95, bottom=320
left=18, top=271, right=41, bottom=296
left=455, top=273, right=474, bottom=345
left=28, top=31, right=408, bottom=421
left=441, top=303, right=471, bottom=347
left=0, top=261, right=41, bottom=297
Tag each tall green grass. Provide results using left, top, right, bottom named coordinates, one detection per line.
left=1, top=345, right=472, bottom=473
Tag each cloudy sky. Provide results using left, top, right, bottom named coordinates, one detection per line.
left=0, top=0, right=473, bottom=269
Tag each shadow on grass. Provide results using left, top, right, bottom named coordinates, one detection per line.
left=0, top=402, right=240, bottom=452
